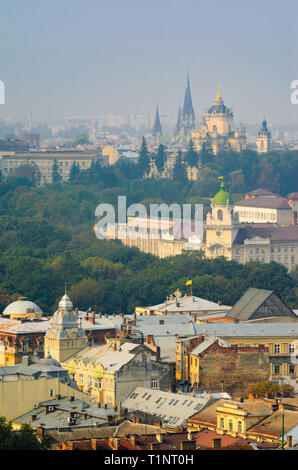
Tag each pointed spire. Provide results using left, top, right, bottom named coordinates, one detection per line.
left=181, top=73, right=196, bottom=136
left=152, top=104, right=162, bottom=137
left=175, top=106, right=181, bottom=136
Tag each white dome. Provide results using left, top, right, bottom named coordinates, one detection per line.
left=3, top=298, right=43, bottom=316
left=58, top=294, right=73, bottom=310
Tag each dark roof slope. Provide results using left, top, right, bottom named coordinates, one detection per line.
left=235, top=197, right=291, bottom=210
left=228, top=288, right=296, bottom=320
left=233, top=224, right=298, bottom=244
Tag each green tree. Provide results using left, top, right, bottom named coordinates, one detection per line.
left=173, top=151, right=188, bottom=183
left=72, top=133, right=91, bottom=147
left=69, top=161, right=81, bottom=182
left=0, top=416, right=50, bottom=450
left=184, top=139, right=199, bottom=168
left=154, top=144, right=167, bottom=174
left=52, top=158, right=62, bottom=183
left=11, top=163, right=41, bottom=187
left=199, top=138, right=214, bottom=165
left=137, top=136, right=151, bottom=177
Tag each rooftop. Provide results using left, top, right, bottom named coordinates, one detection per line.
left=234, top=196, right=291, bottom=210
left=121, top=386, right=215, bottom=428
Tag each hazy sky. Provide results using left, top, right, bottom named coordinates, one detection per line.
left=0, top=0, right=298, bottom=125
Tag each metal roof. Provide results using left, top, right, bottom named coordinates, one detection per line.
left=122, top=386, right=214, bottom=428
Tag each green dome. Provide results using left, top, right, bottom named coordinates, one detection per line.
left=213, top=182, right=232, bottom=205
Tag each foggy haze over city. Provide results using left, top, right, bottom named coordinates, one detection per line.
left=0, top=0, right=298, bottom=126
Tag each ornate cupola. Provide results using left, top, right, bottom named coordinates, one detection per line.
left=44, top=291, right=88, bottom=363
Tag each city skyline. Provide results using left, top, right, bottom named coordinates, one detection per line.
left=0, top=0, right=297, bottom=125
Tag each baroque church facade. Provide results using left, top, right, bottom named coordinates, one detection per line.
left=191, top=87, right=247, bottom=155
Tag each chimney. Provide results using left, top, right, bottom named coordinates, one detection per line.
left=85, top=312, right=89, bottom=321
left=89, top=312, right=95, bottom=324
left=287, top=435, right=293, bottom=448
left=105, top=314, right=108, bottom=319
left=104, top=403, right=107, bottom=409
left=156, top=346, right=160, bottom=362
left=22, top=356, right=31, bottom=367
left=212, top=438, right=221, bottom=449
left=97, top=402, right=101, bottom=408
left=83, top=413, right=88, bottom=420
left=218, top=300, right=222, bottom=306
left=36, top=427, right=44, bottom=438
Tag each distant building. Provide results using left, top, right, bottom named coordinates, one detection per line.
left=152, top=105, right=162, bottom=143
left=175, top=75, right=196, bottom=138
left=233, top=195, right=292, bottom=225
left=256, top=118, right=271, bottom=153
left=191, top=87, right=247, bottom=155
left=19, top=133, right=40, bottom=148
left=1, top=151, right=99, bottom=185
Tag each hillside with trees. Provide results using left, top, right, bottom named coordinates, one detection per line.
left=0, top=148, right=298, bottom=315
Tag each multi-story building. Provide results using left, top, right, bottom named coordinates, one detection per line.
left=62, top=338, right=172, bottom=406
left=112, top=183, right=298, bottom=270
left=0, top=151, right=100, bottom=185
left=176, top=322, right=298, bottom=390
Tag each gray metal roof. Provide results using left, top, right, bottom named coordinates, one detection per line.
left=122, top=386, right=214, bottom=428
left=191, top=322, right=298, bottom=338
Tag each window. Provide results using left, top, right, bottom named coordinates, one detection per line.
left=98, top=378, right=102, bottom=389
left=220, top=417, right=224, bottom=429
left=289, top=344, right=295, bottom=353
left=88, top=376, right=93, bottom=388
left=229, top=420, right=233, bottom=431
left=289, top=365, right=295, bottom=375
left=151, top=378, right=158, bottom=389
left=274, top=344, right=280, bottom=354
left=217, top=209, right=223, bottom=221
left=238, top=421, right=242, bottom=433
left=274, top=365, right=280, bottom=375
left=79, top=374, right=84, bottom=386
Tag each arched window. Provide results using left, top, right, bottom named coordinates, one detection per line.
left=217, top=209, right=223, bottom=221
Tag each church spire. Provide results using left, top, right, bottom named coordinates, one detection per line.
left=181, top=73, right=196, bottom=136
left=152, top=104, right=162, bottom=137
left=175, top=106, right=181, bottom=137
